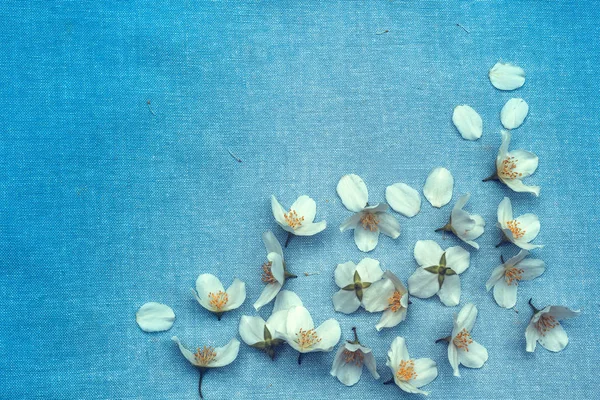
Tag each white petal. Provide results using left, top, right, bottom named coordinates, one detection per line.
left=354, top=226, right=380, bottom=252
left=493, top=278, right=518, bottom=309
left=238, top=315, right=266, bottom=345
left=266, top=310, right=289, bottom=338
left=356, top=257, right=384, bottom=282
left=253, top=282, right=282, bottom=311
left=445, top=246, right=470, bottom=274
left=448, top=343, right=460, bottom=377
left=335, top=261, right=357, bottom=288
left=195, top=274, right=224, bottom=310
left=336, top=174, right=369, bottom=212
left=210, top=338, right=240, bottom=367
left=501, top=98, right=529, bottom=129
left=496, top=130, right=511, bottom=167
left=423, top=167, right=454, bottom=208
left=518, top=258, right=545, bottom=280
left=363, top=351, right=380, bottom=379
left=314, top=319, right=341, bottom=352
left=489, top=61, right=525, bottom=91
left=387, top=337, right=409, bottom=371
left=272, top=290, right=303, bottom=313
left=290, top=195, right=317, bottom=223
left=503, top=178, right=541, bottom=197
left=525, top=322, right=540, bottom=352
left=171, top=336, right=200, bottom=366
left=331, top=348, right=363, bottom=386
left=385, top=183, right=421, bottom=217
left=397, top=381, right=430, bottom=396
left=224, top=278, right=246, bottom=310
left=339, top=212, right=362, bottom=232
left=414, top=240, right=444, bottom=267
left=375, top=308, right=407, bottom=331
left=438, top=274, right=461, bottom=307
left=377, top=213, right=401, bottom=239
left=362, top=278, right=395, bottom=312
left=407, top=268, right=440, bottom=299
left=452, top=105, right=483, bottom=140
left=271, top=195, right=288, bottom=226
left=286, top=306, right=314, bottom=335
left=384, top=270, right=407, bottom=293
left=505, top=249, right=530, bottom=266
left=457, top=341, right=488, bottom=369
left=136, top=302, right=175, bottom=333
left=454, top=303, right=478, bottom=333
left=547, top=306, right=581, bottom=321
left=485, top=265, right=505, bottom=291
left=262, top=231, right=283, bottom=257
left=507, top=149, right=539, bottom=178
left=293, top=221, right=327, bottom=236
left=515, top=213, right=541, bottom=243
left=497, top=197, right=513, bottom=224
left=332, top=290, right=361, bottom=314
left=411, top=358, right=438, bottom=388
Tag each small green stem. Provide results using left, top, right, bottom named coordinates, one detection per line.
left=297, top=352, right=304, bottom=365
left=285, top=232, right=293, bottom=248
left=482, top=172, right=499, bottom=182
left=198, top=368, right=206, bottom=399
left=383, top=378, right=395, bottom=385
left=435, top=336, right=451, bottom=344
left=529, top=298, right=540, bottom=314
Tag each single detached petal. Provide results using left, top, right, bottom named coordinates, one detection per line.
left=332, top=290, right=362, bottom=314
left=330, top=346, right=363, bottom=386
left=385, top=182, right=421, bottom=217
left=525, top=322, right=540, bottom=352
left=253, top=282, right=283, bottom=311
left=452, top=105, right=483, bottom=140
left=489, top=61, right=526, bottom=91
left=290, top=195, right=317, bottom=223
left=262, top=230, right=283, bottom=257
left=314, top=319, right=342, bottom=352
left=414, top=240, right=444, bottom=268
left=411, top=358, right=438, bottom=388
left=485, top=265, right=506, bottom=291
left=210, top=338, right=241, bottom=367
left=354, top=225, right=380, bottom=252
left=294, top=221, right=327, bottom=236
left=518, top=258, right=546, bottom=280
left=335, top=261, right=357, bottom=288
left=423, top=167, right=454, bottom=208
left=445, top=246, right=470, bottom=274
left=171, top=336, right=200, bottom=366
left=337, top=174, right=369, bottom=212
left=454, top=303, right=478, bottom=334
left=238, top=315, right=266, bottom=345
left=492, top=278, right=518, bottom=309
left=378, top=213, right=401, bottom=239
left=362, top=278, right=395, bottom=312
left=224, top=278, right=246, bottom=310
left=272, top=290, right=303, bottom=313
left=375, top=307, right=408, bottom=331
left=457, top=341, right=488, bottom=369
left=437, top=274, right=461, bottom=307
left=387, top=337, right=410, bottom=371
left=407, top=267, right=440, bottom=299
left=355, top=257, right=384, bottom=282
left=501, top=98, right=529, bottom=129
left=136, top=302, right=175, bottom=333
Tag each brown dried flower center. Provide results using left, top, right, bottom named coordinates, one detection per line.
left=359, top=213, right=380, bottom=231
left=505, top=267, right=524, bottom=285
left=342, top=349, right=364, bottom=366
left=536, top=314, right=559, bottom=336
left=388, top=291, right=403, bottom=312
left=261, top=261, right=276, bottom=284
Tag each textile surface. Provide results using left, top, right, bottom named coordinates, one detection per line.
left=0, top=1, right=599, bottom=399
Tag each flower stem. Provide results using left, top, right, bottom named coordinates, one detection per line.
left=285, top=232, right=293, bottom=248
left=215, top=312, right=223, bottom=321
left=482, top=172, right=499, bottom=182
left=528, top=298, right=540, bottom=314
left=435, top=222, right=452, bottom=233
left=495, top=232, right=510, bottom=248
left=349, top=326, right=360, bottom=344
left=500, top=254, right=505, bottom=264
left=435, top=336, right=451, bottom=344
left=383, top=378, right=395, bottom=385
left=297, top=352, right=304, bottom=365
left=198, top=368, right=206, bottom=399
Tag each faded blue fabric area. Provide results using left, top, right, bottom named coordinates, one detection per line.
left=0, top=1, right=599, bottom=399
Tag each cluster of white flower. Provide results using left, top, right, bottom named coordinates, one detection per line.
left=138, top=61, right=580, bottom=398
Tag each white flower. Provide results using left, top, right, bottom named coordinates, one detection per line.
left=271, top=194, right=327, bottom=236
left=192, top=274, right=246, bottom=319
left=240, top=290, right=302, bottom=359
left=484, top=130, right=540, bottom=196
left=332, top=258, right=392, bottom=314
left=282, top=305, right=341, bottom=363
left=373, top=271, right=409, bottom=331
left=423, top=167, right=454, bottom=208
left=525, top=301, right=580, bottom=353
left=386, top=337, right=438, bottom=395
left=500, top=98, right=529, bottom=130
left=135, top=302, right=175, bottom=333
left=452, top=105, right=483, bottom=141
left=489, top=61, right=525, bottom=91
left=496, top=197, right=543, bottom=250
left=330, top=327, right=380, bottom=386
left=445, top=303, right=488, bottom=377
left=436, top=193, right=485, bottom=249
left=486, top=250, right=545, bottom=308
left=337, top=174, right=400, bottom=252
left=172, top=336, right=240, bottom=398
left=407, top=240, right=470, bottom=306
left=253, top=231, right=297, bottom=311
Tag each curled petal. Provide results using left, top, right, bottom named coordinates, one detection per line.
left=378, top=213, right=401, bottom=239
left=525, top=322, right=540, bottom=352
left=224, top=278, right=246, bottom=310
left=253, top=282, right=282, bottom=311
left=411, top=358, right=438, bottom=388
left=210, top=338, right=241, bottom=367
left=262, top=231, right=283, bottom=257
left=294, top=221, right=327, bottom=236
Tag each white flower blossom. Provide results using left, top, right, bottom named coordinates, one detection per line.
left=496, top=197, right=543, bottom=250
left=407, top=240, right=470, bottom=306
left=525, top=301, right=580, bottom=353
left=444, top=303, right=488, bottom=377
left=271, top=194, right=327, bottom=236
left=337, top=174, right=400, bottom=252
left=386, top=337, right=438, bottom=395
left=486, top=250, right=545, bottom=308
left=332, top=258, right=392, bottom=314
left=192, top=274, right=246, bottom=320
left=484, top=130, right=540, bottom=196
left=373, top=271, right=409, bottom=331
left=436, top=193, right=485, bottom=249
left=330, top=327, right=380, bottom=386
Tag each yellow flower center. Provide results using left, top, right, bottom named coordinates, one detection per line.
left=453, top=328, right=474, bottom=352
left=194, top=346, right=217, bottom=366
left=507, top=219, right=526, bottom=239
left=208, top=291, right=229, bottom=310
left=536, top=314, right=559, bottom=336
left=505, top=267, right=524, bottom=285
left=396, top=359, right=418, bottom=381
left=342, top=349, right=364, bottom=366
left=284, top=209, right=304, bottom=229
left=359, top=213, right=380, bottom=231
left=499, top=156, right=523, bottom=180
left=296, top=328, right=321, bottom=350
left=261, top=261, right=276, bottom=284
left=388, top=291, right=403, bottom=312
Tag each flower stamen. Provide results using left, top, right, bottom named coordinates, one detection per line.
left=536, top=314, right=559, bottom=336
left=499, top=156, right=523, bottom=180
left=359, top=213, right=380, bottom=232
left=396, top=359, right=417, bottom=381
left=284, top=209, right=304, bottom=229
left=505, top=267, right=524, bottom=285
left=342, top=349, right=364, bottom=366
left=453, top=328, right=474, bottom=352
left=388, top=291, right=403, bottom=312
left=194, top=346, right=217, bottom=366
left=261, top=261, right=276, bottom=284
left=507, top=219, right=526, bottom=239
left=296, top=328, right=321, bottom=350
left=208, top=291, right=229, bottom=310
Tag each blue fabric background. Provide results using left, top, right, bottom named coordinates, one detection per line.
left=1, top=1, right=598, bottom=399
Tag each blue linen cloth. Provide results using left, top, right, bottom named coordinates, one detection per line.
left=0, top=1, right=599, bottom=399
